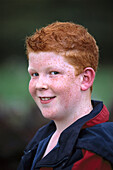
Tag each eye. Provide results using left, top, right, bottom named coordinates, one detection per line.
left=32, top=73, right=39, bottom=77
left=50, top=71, right=59, bottom=75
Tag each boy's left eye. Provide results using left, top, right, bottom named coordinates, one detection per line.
left=50, top=71, right=59, bottom=75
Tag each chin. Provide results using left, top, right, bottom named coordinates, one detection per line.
left=41, top=111, right=59, bottom=121
left=41, top=111, right=55, bottom=119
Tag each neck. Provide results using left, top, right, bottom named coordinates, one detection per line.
left=54, top=95, right=93, bottom=134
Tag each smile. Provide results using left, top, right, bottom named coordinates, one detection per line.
left=41, top=97, right=53, bottom=101
left=39, top=96, right=56, bottom=104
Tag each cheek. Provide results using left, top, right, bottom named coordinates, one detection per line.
left=29, top=80, right=35, bottom=96
left=59, top=79, right=80, bottom=107
left=62, top=87, right=74, bottom=103
left=57, top=81, right=74, bottom=101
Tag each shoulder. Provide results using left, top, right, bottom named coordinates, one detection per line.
left=77, top=122, right=113, bottom=164
left=82, top=122, right=113, bottom=138
left=79, top=122, right=113, bottom=139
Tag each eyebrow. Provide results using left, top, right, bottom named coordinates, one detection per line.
left=28, top=65, right=64, bottom=73
left=46, top=65, right=63, bottom=70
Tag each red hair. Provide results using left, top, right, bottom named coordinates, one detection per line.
left=26, top=21, right=99, bottom=74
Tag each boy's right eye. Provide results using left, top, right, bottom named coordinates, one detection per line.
left=32, top=73, right=39, bottom=77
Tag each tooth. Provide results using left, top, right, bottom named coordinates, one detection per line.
left=41, top=97, right=50, bottom=101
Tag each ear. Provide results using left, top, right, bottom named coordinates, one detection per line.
left=80, top=67, right=95, bottom=91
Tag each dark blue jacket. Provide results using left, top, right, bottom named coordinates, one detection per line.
left=18, top=101, right=113, bottom=169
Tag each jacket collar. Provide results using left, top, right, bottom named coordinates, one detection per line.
left=82, top=100, right=109, bottom=128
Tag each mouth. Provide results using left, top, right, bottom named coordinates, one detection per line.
left=39, top=96, right=56, bottom=104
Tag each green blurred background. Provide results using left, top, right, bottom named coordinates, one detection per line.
left=0, top=0, right=113, bottom=169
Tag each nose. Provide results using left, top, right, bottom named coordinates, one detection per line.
left=35, top=76, right=48, bottom=91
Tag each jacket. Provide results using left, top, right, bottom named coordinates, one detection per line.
left=18, top=101, right=113, bottom=170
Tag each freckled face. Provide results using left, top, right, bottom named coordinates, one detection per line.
left=28, top=52, right=82, bottom=121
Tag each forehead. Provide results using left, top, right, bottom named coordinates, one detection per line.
left=28, top=52, right=75, bottom=70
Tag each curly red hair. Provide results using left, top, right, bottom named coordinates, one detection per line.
left=26, top=21, right=99, bottom=75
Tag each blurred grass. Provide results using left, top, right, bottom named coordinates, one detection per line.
left=92, top=65, right=113, bottom=109
left=0, top=60, right=34, bottom=114
left=0, top=62, right=113, bottom=114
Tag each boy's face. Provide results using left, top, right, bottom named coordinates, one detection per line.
left=28, top=52, right=82, bottom=121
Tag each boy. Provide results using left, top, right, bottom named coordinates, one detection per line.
left=18, top=21, right=113, bottom=169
